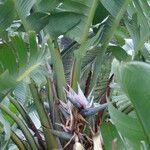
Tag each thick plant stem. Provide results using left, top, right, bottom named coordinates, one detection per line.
left=46, top=61, right=63, bottom=132
left=71, top=58, right=82, bottom=91
left=35, top=5, right=66, bottom=101
left=11, top=131, right=27, bottom=150
left=47, top=36, right=66, bottom=101
left=71, top=0, right=98, bottom=91
left=9, top=96, right=45, bottom=149
left=47, top=77, right=61, bottom=125
left=0, top=104, right=38, bottom=150
left=79, top=0, right=98, bottom=45
left=30, top=81, right=60, bottom=150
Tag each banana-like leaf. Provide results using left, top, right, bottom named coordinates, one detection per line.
left=46, top=12, right=81, bottom=39
left=13, top=82, right=28, bottom=103
left=125, top=0, right=150, bottom=52
left=0, top=32, right=45, bottom=99
left=92, top=1, right=109, bottom=33
left=0, top=72, right=16, bottom=100
left=22, top=12, right=51, bottom=33
left=109, top=104, right=148, bottom=149
left=13, top=0, right=36, bottom=30
left=25, top=0, right=95, bottom=41
left=38, top=0, right=60, bottom=12
left=20, top=0, right=93, bottom=40
left=0, top=0, right=15, bottom=37
left=100, top=0, right=132, bottom=47
left=114, top=26, right=129, bottom=46
left=101, top=122, right=125, bottom=150
left=120, top=62, right=150, bottom=144
left=110, top=59, right=134, bottom=114
left=62, top=29, right=101, bottom=84
left=15, top=0, right=35, bottom=16
left=94, top=53, right=113, bottom=102
left=37, top=0, right=94, bottom=42
left=59, top=0, right=93, bottom=42
left=91, top=0, right=132, bottom=89
left=108, top=46, right=130, bottom=61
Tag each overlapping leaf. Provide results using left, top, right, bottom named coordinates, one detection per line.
left=0, top=0, right=15, bottom=37
left=101, top=122, right=125, bottom=150
left=109, top=104, right=148, bottom=149
left=120, top=62, right=150, bottom=144
left=91, top=0, right=132, bottom=89
left=125, top=0, right=150, bottom=52
left=0, top=32, right=45, bottom=99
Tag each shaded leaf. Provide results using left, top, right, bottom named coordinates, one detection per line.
left=26, top=12, right=50, bottom=33
left=0, top=32, right=44, bottom=99
left=109, top=104, right=147, bottom=148
left=15, top=0, right=35, bottom=17
left=101, top=122, right=125, bottom=150
left=108, top=46, right=129, bottom=61
left=120, top=62, right=150, bottom=143
left=91, top=0, right=132, bottom=89
left=47, top=12, right=81, bottom=39
left=0, top=0, right=15, bottom=36
left=38, top=0, right=60, bottom=12
left=92, top=1, right=109, bottom=33
left=59, top=0, right=93, bottom=42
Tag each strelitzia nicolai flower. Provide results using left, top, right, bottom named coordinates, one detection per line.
left=65, top=84, right=93, bottom=109
left=64, top=84, right=108, bottom=117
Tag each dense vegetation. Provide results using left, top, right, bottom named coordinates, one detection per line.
left=0, top=0, right=150, bottom=149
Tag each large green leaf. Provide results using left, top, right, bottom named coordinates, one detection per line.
left=91, top=0, right=132, bottom=89
left=47, top=12, right=81, bottom=39
left=38, top=0, right=60, bottom=12
left=0, top=0, right=15, bottom=36
left=125, top=0, right=150, bottom=53
left=18, top=12, right=50, bottom=33
left=109, top=104, right=145, bottom=141
left=108, top=46, right=129, bottom=61
left=13, top=82, right=28, bottom=103
left=11, top=36, right=28, bottom=69
left=101, top=122, right=125, bottom=150
left=0, top=72, right=16, bottom=100
left=15, top=0, right=35, bottom=17
left=26, top=12, right=50, bottom=33
left=109, top=104, right=148, bottom=149
left=0, top=44, right=17, bottom=74
left=120, top=62, right=150, bottom=143
left=100, top=0, right=132, bottom=47
left=29, top=0, right=93, bottom=40
left=92, top=1, right=109, bottom=33
left=22, top=0, right=94, bottom=42
left=42, top=0, right=94, bottom=42
left=110, top=59, right=134, bottom=114
left=0, top=32, right=45, bottom=99
left=114, top=26, right=129, bottom=46
left=14, top=0, right=36, bottom=30
left=94, top=53, right=113, bottom=102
